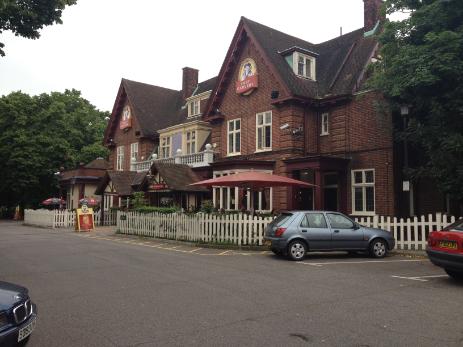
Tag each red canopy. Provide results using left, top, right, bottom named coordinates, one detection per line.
left=41, top=198, right=66, bottom=206
left=79, top=198, right=100, bottom=206
left=190, top=171, right=315, bottom=189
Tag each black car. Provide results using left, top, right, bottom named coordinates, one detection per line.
left=0, top=281, right=37, bottom=346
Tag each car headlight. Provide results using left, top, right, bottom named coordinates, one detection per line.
left=0, top=312, right=8, bottom=329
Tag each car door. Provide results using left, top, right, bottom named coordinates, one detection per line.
left=298, top=212, right=331, bottom=250
left=326, top=212, right=365, bottom=250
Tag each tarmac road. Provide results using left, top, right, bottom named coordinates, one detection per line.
left=1, top=221, right=462, bottom=347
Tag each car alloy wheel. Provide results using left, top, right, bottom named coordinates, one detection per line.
left=370, top=239, right=387, bottom=258
left=288, top=240, right=306, bottom=261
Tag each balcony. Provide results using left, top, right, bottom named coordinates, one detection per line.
left=131, top=144, right=214, bottom=172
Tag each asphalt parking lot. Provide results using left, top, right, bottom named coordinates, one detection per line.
left=1, top=221, right=462, bottom=347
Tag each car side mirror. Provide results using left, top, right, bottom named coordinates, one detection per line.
left=353, top=223, right=360, bottom=230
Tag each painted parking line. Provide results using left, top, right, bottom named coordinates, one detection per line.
left=391, top=274, right=448, bottom=282
left=298, top=259, right=427, bottom=267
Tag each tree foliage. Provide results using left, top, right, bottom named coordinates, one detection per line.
left=372, top=0, right=463, bottom=200
left=0, top=0, right=76, bottom=56
left=0, top=90, right=108, bottom=208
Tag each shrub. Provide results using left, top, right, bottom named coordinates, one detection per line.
left=134, top=206, right=179, bottom=214
left=131, top=192, right=146, bottom=209
left=200, top=200, right=215, bottom=213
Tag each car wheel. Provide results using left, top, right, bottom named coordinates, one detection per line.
left=287, top=240, right=307, bottom=261
left=369, top=238, right=387, bottom=258
left=445, top=269, right=463, bottom=281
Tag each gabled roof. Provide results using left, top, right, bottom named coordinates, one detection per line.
left=205, top=17, right=378, bottom=117
left=151, top=163, right=208, bottom=192
left=104, top=76, right=218, bottom=144
left=121, top=79, right=183, bottom=138
left=84, top=158, right=110, bottom=170
left=95, top=171, right=138, bottom=196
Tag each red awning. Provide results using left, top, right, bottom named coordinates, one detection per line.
left=189, top=171, right=315, bottom=189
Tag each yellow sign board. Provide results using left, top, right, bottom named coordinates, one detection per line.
left=75, top=205, right=94, bottom=232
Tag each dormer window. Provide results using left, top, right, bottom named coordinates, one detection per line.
left=188, top=99, right=200, bottom=117
left=294, top=52, right=316, bottom=80
left=280, top=46, right=318, bottom=81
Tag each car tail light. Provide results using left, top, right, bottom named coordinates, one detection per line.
left=275, top=227, right=286, bottom=237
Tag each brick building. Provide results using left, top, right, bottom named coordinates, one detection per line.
left=98, top=69, right=217, bottom=210
left=98, top=0, right=452, bottom=217
left=198, top=0, right=398, bottom=216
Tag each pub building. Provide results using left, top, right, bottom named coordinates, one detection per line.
left=99, top=0, right=456, bottom=216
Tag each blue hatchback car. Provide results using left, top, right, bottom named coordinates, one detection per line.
left=264, top=211, right=396, bottom=261
left=0, top=281, right=37, bottom=346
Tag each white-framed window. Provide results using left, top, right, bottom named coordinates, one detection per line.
left=212, top=170, right=273, bottom=212
left=293, top=52, right=316, bottom=80
left=256, top=111, right=272, bottom=151
left=160, top=136, right=171, bottom=158
left=321, top=113, right=329, bottom=136
left=130, top=142, right=138, bottom=162
left=188, top=99, right=200, bottom=117
left=116, top=146, right=124, bottom=171
left=352, top=169, right=375, bottom=215
left=227, top=119, right=241, bottom=155
left=186, top=130, right=196, bottom=154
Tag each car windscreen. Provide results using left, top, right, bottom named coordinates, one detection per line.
left=271, top=213, right=293, bottom=227
left=443, top=219, right=463, bottom=232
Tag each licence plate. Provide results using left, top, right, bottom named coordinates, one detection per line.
left=439, top=240, right=457, bottom=249
left=18, top=316, right=36, bottom=342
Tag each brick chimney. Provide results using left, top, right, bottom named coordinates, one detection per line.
left=182, top=67, right=198, bottom=100
left=363, top=0, right=384, bottom=32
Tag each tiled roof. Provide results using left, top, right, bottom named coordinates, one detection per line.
left=194, top=77, right=218, bottom=96
left=121, top=76, right=217, bottom=138
left=84, top=158, right=110, bottom=170
left=95, top=170, right=138, bottom=196
left=122, top=79, right=183, bottom=138
left=152, top=163, right=208, bottom=192
left=241, top=17, right=377, bottom=98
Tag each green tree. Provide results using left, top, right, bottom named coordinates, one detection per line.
left=0, top=0, right=76, bottom=56
left=0, top=90, right=108, bottom=208
left=372, top=0, right=463, bottom=203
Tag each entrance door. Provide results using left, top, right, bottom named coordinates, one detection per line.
left=324, top=173, right=338, bottom=211
left=293, top=169, right=314, bottom=210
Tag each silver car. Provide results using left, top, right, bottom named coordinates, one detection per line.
left=264, top=211, right=396, bottom=261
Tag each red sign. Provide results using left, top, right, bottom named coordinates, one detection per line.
left=150, top=183, right=168, bottom=190
left=236, top=75, right=258, bottom=95
left=120, top=106, right=132, bottom=130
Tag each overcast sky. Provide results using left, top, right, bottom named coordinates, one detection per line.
left=0, top=0, right=401, bottom=112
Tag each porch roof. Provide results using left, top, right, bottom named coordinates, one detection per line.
left=283, top=155, right=350, bottom=171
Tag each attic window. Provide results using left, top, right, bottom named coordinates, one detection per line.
left=188, top=99, right=200, bottom=117
left=293, top=52, right=316, bottom=80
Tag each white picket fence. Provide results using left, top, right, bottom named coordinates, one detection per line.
left=354, top=213, right=459, bottom=250
left=117, top=211, right=459, bottom=250
left=117, top=211, right=273, bottom=246
left=24, top=209, right=117, bottom=228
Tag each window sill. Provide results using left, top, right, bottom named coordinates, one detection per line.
left=254, top=149, right=272, bottom=153
left=226, top=153, right=241, bottom=157
left=320, top=133, right=329, bottom=137
left=350, top=212, right=376, bottom=217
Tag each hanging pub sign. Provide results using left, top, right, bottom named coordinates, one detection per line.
left=75, top=204, right=94, bottom=232
left=119, top=105, right=132, bottom=130
left=235, top=58, right=258, bottom=95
